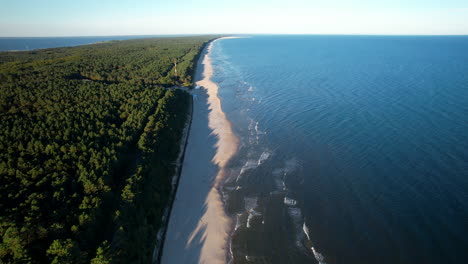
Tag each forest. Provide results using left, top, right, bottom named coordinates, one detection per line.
left=0, top=36, right=214, bottom=263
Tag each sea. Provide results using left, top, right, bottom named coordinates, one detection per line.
left=0, top=35, right=188, bottom=51
left=210, top=35, right=468, bottom=264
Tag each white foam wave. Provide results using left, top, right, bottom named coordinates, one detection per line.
left=247, top=119, right=260, bottom=144
left=303, top=222, right=328, bottom=264
left=244, top=197, right=258, bottom=211
left=236, top=160, right=258, bottom=182
left=311, top=247, right=326, bottom=264
left=247, top=118, right=267, bottom=145
left=257, top=151, right=270, bottom=165
left=248, top=119, right=255, bottom=131
left=272, top=158, right=300, bottom=191
left=303, top=222, right=311, bottom=241
left=282, top=173, right=287, bottom=191
left=245, top=197, right=261, bottom=228
left=247, top=214, right=252, bottom=228
left=240, top=160, right=258, bottom=175
left=234, top=213, right=242, bottom=231
left=273, top=172, right=288, bottom=191
left=272, top=171, right=288, bottom=191
left=272, top=158, right=328, bottom=263
left=288, top=207, right=302, bottom=224
left=236, top=151, right=271, bottom=182
left=288, top=207, right=304, bottom=248
left=284, top=197, right=297, bottom=206
left=246, top=210, right=261, bottom=228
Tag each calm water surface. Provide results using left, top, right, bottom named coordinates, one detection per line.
left=210, top=35, right=468, bottom=264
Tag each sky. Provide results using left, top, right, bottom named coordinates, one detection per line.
left=0, top=0, right=467, bottom=36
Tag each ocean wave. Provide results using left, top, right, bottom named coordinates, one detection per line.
left=287, top=207, right=304, bottom=248
left=284, top=197, right=297, bottom=206
left=235, top=150, right=272, bottom=182
left=272, top=170, right=288, bottom=191
left=257, top=151, right=271, bottom=165
left=272, top=158, right=300, bottom=191
left=303, top=222, right=311, bottom=241
left=303, top=222, right=328, bottom=264
left=244, top=197, right=258, bottom=211
left=235, top=160, right=258, bottom=182
left=234, top=213, right=243, bottom=231
left=245, top=197, right=261, bottom=229
left=246, top=210, right=261, bottom=229
left=247, top=119, right=260, bottom=144
left=287, top=209, right=328, bottom=263
left=311, top=247, right=327, bottom=264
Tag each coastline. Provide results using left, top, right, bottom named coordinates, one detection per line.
left=160, top=37, right=240, bottom=264
left=152, top=39, right=214, bottom=263
left=187, top=37, right=240, bottom=264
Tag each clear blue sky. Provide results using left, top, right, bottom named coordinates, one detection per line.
left=1, top=0, right=467, bottom=36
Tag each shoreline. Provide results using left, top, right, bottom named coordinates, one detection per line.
left=187, top=37, right=240, bottom=264
left=152, top=38, right=215, bottom=263
left=160, top=36, right=241, bottom=264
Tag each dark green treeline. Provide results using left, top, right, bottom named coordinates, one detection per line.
left=0, top=36, right=214, bottom=263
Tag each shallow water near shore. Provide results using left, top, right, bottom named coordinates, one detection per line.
left=211, top=35, right=468, bottom=264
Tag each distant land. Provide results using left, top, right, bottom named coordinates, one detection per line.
left=0, top=35, right=200, bottom=51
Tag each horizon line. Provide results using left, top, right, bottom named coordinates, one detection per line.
left=1, top=33, right=468, bottom=38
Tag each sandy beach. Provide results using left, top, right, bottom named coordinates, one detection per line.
left=161, top=37, right=240, bottom=264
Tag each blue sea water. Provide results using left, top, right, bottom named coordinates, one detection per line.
left=0, top=35, right=185, bottom=51
left=210, top=35, right=468, bottom=264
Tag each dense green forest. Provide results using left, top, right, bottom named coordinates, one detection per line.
left=0, top=36, right=214, bottom=263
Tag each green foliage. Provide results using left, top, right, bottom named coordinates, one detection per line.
left=0, top=36, right=213, bottom=263
left=0, top=225, right=30, bottom=262
left=46, top=239, right=82, bottom=264
left=111, top=89, right=190, bottom=263
left=90, top=241, right=111, bottom=264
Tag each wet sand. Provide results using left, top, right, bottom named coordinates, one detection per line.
left=161, top=37, right=239, bottom=264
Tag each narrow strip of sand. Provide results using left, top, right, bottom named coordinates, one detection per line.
left=161, top=37, right=240, bottom=264
left=188, top=38, right=240, bottom=264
